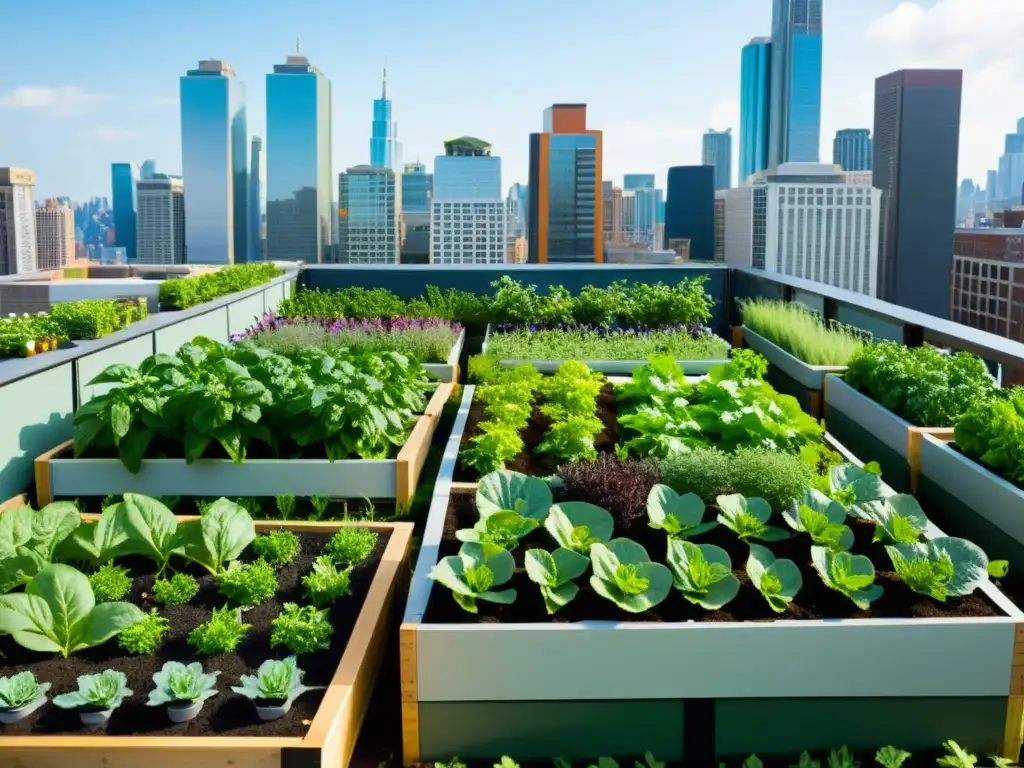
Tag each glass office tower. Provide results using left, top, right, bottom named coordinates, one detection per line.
left=249, top=137, right=265, bottom=260
left=768, top=0, right=823, bottom=166
left=370, top=68, right=402, bottom=171
left=702, top=129, right=733, bottom=191
left=338, top=166, right=400, bottom=264
left=623, top=174, right=655, bottom=190
left=833, top=129, right=872, bottom=171
left=266, top=52, right=332, bottom=263
left=740, top=37, right=771, bottom=182
left=402, top=162, right=432, bottom=213
left=180, top=59, right=248, bottom=264
left=111, top=162, right=138, bottom=260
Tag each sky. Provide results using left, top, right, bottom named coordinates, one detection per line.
left=2, top=0, right=1023, bottom=201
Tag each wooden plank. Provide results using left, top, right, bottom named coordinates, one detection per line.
left=908, top=427, right=958, bottom=493
left=395, top=384, right=451, bottom=503
left=33, top=438, right=71, bottom=507
left=424, top=382, right=454, bottom=422
left=731, top=325, right=744, bottom=349
left=0, top=493, right=29, bottom=513
left=809, top=389, right=823, bottom=420
left=400, top=622, right=420, bottom=766
left=1002, top=697, right=1024, bottom=761
left=0, top=746, right=288, bottom=768
left=450, top=481, right=478, bottom=496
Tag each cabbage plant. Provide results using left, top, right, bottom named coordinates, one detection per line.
left=665, top=540, right=739, bottom=609
left=589, top=539, right=672, bottom=613
left=545, top=502, right=614, bottom=554
left=746, top=543, right=802, bottom=613
left=456, top=512, right=539, bottom=551
left=53, top=670, right=132, bottom=711
left=147, top=661, right=219, bottom=706
left=0, top=672, right=50, bottom=710
left=524, top=547, right=590, bottom=614
left=647, top=485, right=717, bottom=539
left=811, top=546, right=883, bottom=609
left=886, top=537, right=989, bottom=602
left=717, top=494, right=789, bottom=542
left=429, top=542, right=516, bottom=613
left=852, top=495, right=928, bottom=545
left=232, top=656, right=318, bottom=706
left=783, top=489, right=853, bottom=551
left=828, top=463, right=890, bottom=507
left=476, top=470, right=552, bottom=520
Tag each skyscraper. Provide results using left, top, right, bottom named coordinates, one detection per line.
left=768, top=0, right=823, bottom=166
left=35, top=200, right=74, bottom=271
left=370, top=68, right=402, bottom=172
left=740, top=37, right=772, bottom=182
left=874, top=69, right=963, bottom=318
left=623, top=174, right=655, bottom=190
left=111, top=163, right=138, bottom=261
left=402, top=162, right=433, bottom=213
left=702, top=129, right=733, bottom=191
left=665, top=166, right=715, bottom=261
left=833, top=129, right=873, bottom=172
left=266, top=50, right=332, bottom=263
left=249, top=137, right=265, bottom=261
left=431, top=137, right=506, bottom=265
left=180, top=59, right=248, bottom=264
left=140, top=160, right=158, bottom=179
left=337, top=166, right=400, bottom=264
left=136, top=175, right=186, bottom=265
left=401, top=163, right=432, bottom=263
left=528, top=104, right=603, bottom=263
left=0, top=168, right=37, bottom=275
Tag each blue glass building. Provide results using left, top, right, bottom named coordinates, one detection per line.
left=370, top=69, right=402, bottom=172
left=740, top=37, right=771, bottom=182
left=402, top=163, right=433, bottom=213
left=702, top=129, right=733, bottom=191
left=665, top=166, right=715, bottom=261
left=180, top=59, right=249, bottom=264
left=833, top=129, right=872, bottom=171
left=768, top=0, right=823, bottom=166
left=249, top=137, right=265, bottom=260
left=110, top=162, right=138, bottom=260
left=266, top=52, right=332, bottom=263
left=623, top=174, right=655, bottom=190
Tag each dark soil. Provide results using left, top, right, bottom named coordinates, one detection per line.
left=453, top=383, right=620, bottom=481
left=0, top=529, right=391, bottom=737
left=422, top=493, right=1000, bottom=624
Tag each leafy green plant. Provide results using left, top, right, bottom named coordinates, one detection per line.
left=118, top=608, right=170, bottom=654
left=886, top=537, right=989, bottom=602
left=160, top=262, right=282, bottom=310
left=180, top=497, right=256, bottom=575
left=741, top=299, right=865, bottom=366
left=524, top=548, right=590, bottom=614
left=477, top=470, right=553, bottom=519
left=0, top=500, right=81, bottom=584
left=187, top=606, right=251, bottom=655
left=792, top=752, right=822, bottom=768
left=457, top=511, right=540, bottom=551
left=822, top=463, right=889, bottom=507
left=275, top=494, right=296, bottom=520
left=488, top=328, right=728, bottom=363
left=0, top=564, right=144, bottom=657
left=828, top=746, right=860, bottom=768
left=811, top=547, right=883, bottom=609
left=666, top=539, right=740, bottom=609
left=851, top=495, right=928, bottom=545
left=116, top=493, right=185, bottom=575
left=324, top=527, right=378, bottom=565
left=783, top=489, right=853, bottom=551
left=874, top=746, right=911, bottom=768
left=647, top=484, right=717, bottom=538
left=716, top=494, right=789, bottom=542
left=589, top=539, right=672, bottom=613
left=217, top=559, right=279, bottom=606
left=309, top=495, right=330, bottom=521
left=147, top=661, right=220, bottom=706
left=937, top=742, right=977, bottom=768
left=271, top=602, right=334, bottom=655
left=429, top=542, right=517, bottom=613
left=231, top=655, right=320, bottom=706
left=544, top=502, right=613, bottom=553
left=746, top=543, right=802, bottom=613
left=88, top=563, right=133, bottom=602
left=302, top=555, right=352, bottom=607
left=0, top=672, right=50, bottom=710
left=53, top=670, right=132, bottom=711
left=955, top=387, right=1024, bottom=485
left=151, top=572, right=200, bottom=605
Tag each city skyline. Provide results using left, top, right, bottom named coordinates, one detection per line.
left=1, top=0, right=1019, bottom=201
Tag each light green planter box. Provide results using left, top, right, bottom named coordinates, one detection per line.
left=742, top=326, right=847, bottom=390
left=423, top=329, right=465, bottom=383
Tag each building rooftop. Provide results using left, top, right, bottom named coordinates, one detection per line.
left=443, top=136, right=492, bottom=156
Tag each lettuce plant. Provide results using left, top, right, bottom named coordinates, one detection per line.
left=0, top=564, right=144, bottom=657
left=54, top=670, right=132, bottom=711
left=647, top=485, right=717, bottom=539
left=271, top=603, right=334, bottom=655
left=589, top=539, right=672, bottom=613
left=476, top=470, right=552, bottom=520
left=886, top=537, right=989, bottom=602
left=147, top=661, right=219, bottom=706
left=187, top=606, right=251, bottom=654
left=875, top=747, right=911, bottom=768
left=783, top=489, right=853, bottom=551
left=544, top=502, right=614, bottom=554
left=232, top=656, right=320, bottom=706
left=429, top=542, right=517, bottom=613
left=811, top=546, right=883, bottom=609
left=716, top=494, right=789, bottom=542
left=302, top=556, right=352, bottom=607
left=828, top=746, right=860, bottom=768
left=851, top=495, right=928, bottom=545
left=746, top=544, right=802, bottom=613
left=665, top=539, right=739, bottom=609
left=826, top=463, right=889, bottom=507
left=0, top=672, right=50, bottom=710
left=457, top=511, right=540, bottom=552
left=525, top=547, right=590, bottom=614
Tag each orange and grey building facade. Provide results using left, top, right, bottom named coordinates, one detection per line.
left=527, top=104, right=604, bottom=263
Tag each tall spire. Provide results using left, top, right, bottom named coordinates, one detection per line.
left=296, top=37, right=300, bottom=54
left=382, top=61, right=387, bottom=100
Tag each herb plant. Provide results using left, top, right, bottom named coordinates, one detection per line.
left=217, top=559, right=279, bottom=606
left=741, top=299, right=865, bottom=366
left=271, top=603, right=334, bottom=654
left=811, top=547, right=883, bottom=609
left=746, top=544, right=802, bottom=613
left=302, top=556, right=352, bottom=607
left=487, top=328, right=728, bottom=363
left=589, top=539, right=672, bottom=613
left=275, top=494, right=296, bottom=520
left=828, top=746, right=860, bottom=768
left=524, top=547, right=590, bottom=614
left=0, top=672, right=50, bottom=710
left=429, top=542, right=517, bottom=613
left=457, top=512, right=539, bottom=551
left=782, top=489, right=854, bottom=551
left=118, top=608, right=170, bottom=654
left=187, top=606, right=251, bottom=655
left=886, top=537, right=989, bottom=602
left=955, top=387, right=1024, bottom=485
left=88, top=563, right=133, bottom=602
left=53, top=670, right=132, bottom=711
left=793, top=753, right=822, bottom=768
left=557, top=454, right=660, bottom=529
left=309, top=496, right=330, bottom=520
left=544, top=502, right=614, bottom=553
left=875, top=747, right=911, bottom=768
left=666, top=540, right=740, bottom=609
left=851, top=495, right=928, bottom=545
left=231, top=655, right=319, bottom=706
left=716, top=494, right=789, bottom=542
left=324, top=527, right=379, bottom=565
left=646, top=485, right=717, bottom=539
left=147, top=661, right=220, bottom=706
left=151, top=573, right=200, bottom=605
left=461, top=365, right=542, bottom=475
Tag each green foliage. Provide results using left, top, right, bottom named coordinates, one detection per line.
left=874, top=746, right=911, bottom=768
left=828, top=746, right=860, bottom=768
left=270, top=602, right=334, bottom=654
left=811, top=547, right=883, bottom=609
left=50, top=297, right=147, bottom=341
left=147, top=661, right=220, bottom=706
left=487, top=328, right=728, bottom=363
left=159, top=263, right=283, bottom=310
left=118, top=608, right=170, bottom=655
left=886, top=537, right=989, bottom=602
left=844, top=342, right=998, bottom=427
left=252, top=530, right=301, bottom=568
left=0, top=310, right=65, bottom=357
left=180, top=498, right=257, bottom=576
left=851, top=495, right=928, bottom=545
left=793, top=752, right=822, bottom=768
left=524, top=547, right=590, bottom=614
left=545, top=502, right=613, bottom=553
left=741, top=299, right=865, bottom=366
left=0, top=564, right=144, bottom=657
left=217, top=559, right=279, bottom=606
left=646, top=484, right=717, bottom=539
left=187, top=606, right=251, bottom=655
left=476, top=470, right=553, bottom=519
left=88, top=563, right=133, bottom=602
left=457, top=511, right=540, bottom=551
left=232, top=655, right=318, bottom=706
left=723, top=348, right=769, bottom=381
left=429, top=542, right=517, bottom=613
left=302, top=555, right=353, bottom=607
left=0, top=500, right=83, bottom=592
left=716, top=495, right=789, bottom=543
left=783, top=489, right=853, bottom=551
left=309, top=496, right=330, bottom=520
left=955, top=387, right=1024, bottom=485
left=53, top=670, right=132, bottom=711
left=589, top=539, right=672, bottom=612
left=536, top=362, right=604, bottom=463
left=666, top=540, right=740, bottom=609
left=0, top=672, right=50, bottom=710
left=746, top=544, right=802, bottom=613
left=461, top=363, right=542, bottom=475
left=324, top=527, right=378, bottom=566
left=937, top=742, right=977, bottom=768
left=275, top=494, right=296, bottom=520
left=151, top=573, right=200, bottom=605
left=468, top=353, right=503, bottom=384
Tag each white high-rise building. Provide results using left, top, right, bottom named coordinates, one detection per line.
left=136, top=176, right=186, bottom=265
left=430, top=153, right=506, bottom=265
left=0, top=168, right=37, bottom=275
left=337, top=166, right=400, bottom=264
left=725, top=163, right=881, bottom=296
left=35, top=199, right=74, bottom=271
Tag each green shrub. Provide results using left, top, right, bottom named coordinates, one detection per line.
left=151, top=573, right=200, bottom=605
left=89, top=563, right=133, bottom=602
left=216, top=559, right=279, bottom=606
left=740, top=299, right=865, bottom=366
left=50, top=297, right=146, bottom=341
left=955, top=387, right=1024, bottom=485
left=252, top=530, right=301, bottom=568
left=323, top=528, right=379, bottom=566
left=159, top=263, right=283, bottom=310
left=302, top=555, right=352, bottom=606
left=187, top=606, right=251, bottom=655
left=118, top=608, right=170, bottom=655
left=270, top=603, right=333, bottom=655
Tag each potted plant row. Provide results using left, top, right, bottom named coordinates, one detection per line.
left=0, top=493, right=412, bottom=768
left=34, top=336, right=452, bottom=505
left=0, top=298, right=149, bottom=361
left=158, top=262, right=285, bottom=311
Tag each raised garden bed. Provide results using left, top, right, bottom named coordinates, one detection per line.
left=34, top=383, right=452, bottom=506
left=424, top=327, right=464, bottom=383
left=400, top=395, right=1024, bottom=762
left=1, top=511, right=413, bottom=768
left=741, top=326, right=847, bottom=417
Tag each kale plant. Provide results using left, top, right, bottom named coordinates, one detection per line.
left=429, top=542, right=517, bottom=613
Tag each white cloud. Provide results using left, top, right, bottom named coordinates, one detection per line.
left=92, top=126, right=137, bottom=141
left=147, top=95, right=178, bottom=107
left=0, top=85, right=109, bottom=115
